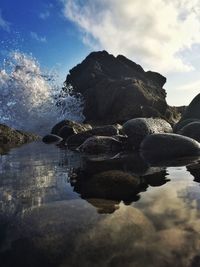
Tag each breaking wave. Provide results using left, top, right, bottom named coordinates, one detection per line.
left=0, top=51, right=84, bottom=134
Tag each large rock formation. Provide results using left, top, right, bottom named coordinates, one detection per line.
left=65, top=50, right=180, bottom=124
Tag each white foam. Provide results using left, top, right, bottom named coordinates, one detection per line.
left=0, top=51, right=84, bottom=134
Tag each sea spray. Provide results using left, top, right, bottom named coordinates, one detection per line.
left=0, top=51, right=85, bottom=134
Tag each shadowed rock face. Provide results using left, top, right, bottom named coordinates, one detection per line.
left=65, top=51, right=179, bottom=124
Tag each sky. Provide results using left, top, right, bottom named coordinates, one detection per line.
left=1, top=0, right=200, bottom=106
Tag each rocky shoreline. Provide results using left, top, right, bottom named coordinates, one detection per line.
left=0, top=124, right=39, bottom=154
left=1, top=50, right=200, bottom=161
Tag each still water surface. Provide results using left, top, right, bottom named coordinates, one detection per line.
left=0, top=142, right=200, bottom=267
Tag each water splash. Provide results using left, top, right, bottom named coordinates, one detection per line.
left=0, top=51, right=84, bottom=134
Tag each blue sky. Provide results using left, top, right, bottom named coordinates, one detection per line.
left=1, top=0, right=200, bottom=106
left=0, top=0, right=92, bottom=82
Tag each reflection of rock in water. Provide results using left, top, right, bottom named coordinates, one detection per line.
left=2, top=143, right=200, bottom=266
left=0, top=200, right=101, bottom=267
left=86, top=198, right=120, bottom=214
left=82, top=152, right=149, bottom=175
left=70, top=153, right=170, bottom=213
left=73, top=170, right=141, bottom=201
left=187, top=162, right=200, bottom=183
left=142, top=169, right=170, bottom=187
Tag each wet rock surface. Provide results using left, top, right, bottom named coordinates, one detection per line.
left=123, top=118, right=172, bottom=149
left=51, top=119, right=92, bottom=140
left=141, top=133, right=200, bottom=160
left=178, top=121, right=200, bottom=142
left=174, top=93, right=200, bottom=133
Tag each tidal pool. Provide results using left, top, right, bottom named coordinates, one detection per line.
left=0, top=142, right=200, bottom=267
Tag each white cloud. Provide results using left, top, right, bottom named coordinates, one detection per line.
left=177, top=79, right=200, bottom=93
left=30, top=32, right=47, bottom=43
left=61, top=0, right=200, bottom=73
left=0, top=9, right=10, bottom=32
left=39, top=11, right=50, bottom=20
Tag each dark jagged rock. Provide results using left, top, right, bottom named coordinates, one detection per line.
left=178, top=121, right=200, bottom=142
left=122, top=118, right=172, bottom=149
left=65, top=50, right=179, bottom=124
left=141, top=133, right=200, bottom=160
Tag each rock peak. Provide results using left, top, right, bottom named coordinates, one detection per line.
left=65, top=50, right=174, bottom=124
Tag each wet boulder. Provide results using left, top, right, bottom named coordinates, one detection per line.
left=122, top=118, right=172, bottom=149
left=174, top=93, right=200, bottom=133
left=66, top=125, right=121, bottom=149
left=42, top=134, right=63, bottom=144
left=178, top=121, right=200, bottom=142
left=51, top=120, right=92, bottom=140
left=173, top=118, right=199, bottom=133
left=67, top=132, right=94, bottom=148
left=141, top=133, right=200, bottom=160
left=180, top=93, right=200, bottom=121
left=78, top=136, right=122, bottom=154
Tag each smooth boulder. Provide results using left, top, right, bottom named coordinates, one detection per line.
left=42, top=134, right=63, bottom=144
left=178, top=121, right=200, bottom=142
left=123, top=118, right=172, bottom=149
left=141, top=133, right=200, bottom=159
left=67, top=132, right=93, bottom=148
left=173, top=118, right=199, bottom=133
left=174, top=93, right=200, bottom=133
left=180, top=93, right=200, bottom=121
left=78, top=136, right=122, bottom=153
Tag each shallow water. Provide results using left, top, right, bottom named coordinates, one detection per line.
left=1, top=142, right=200, bottom=267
